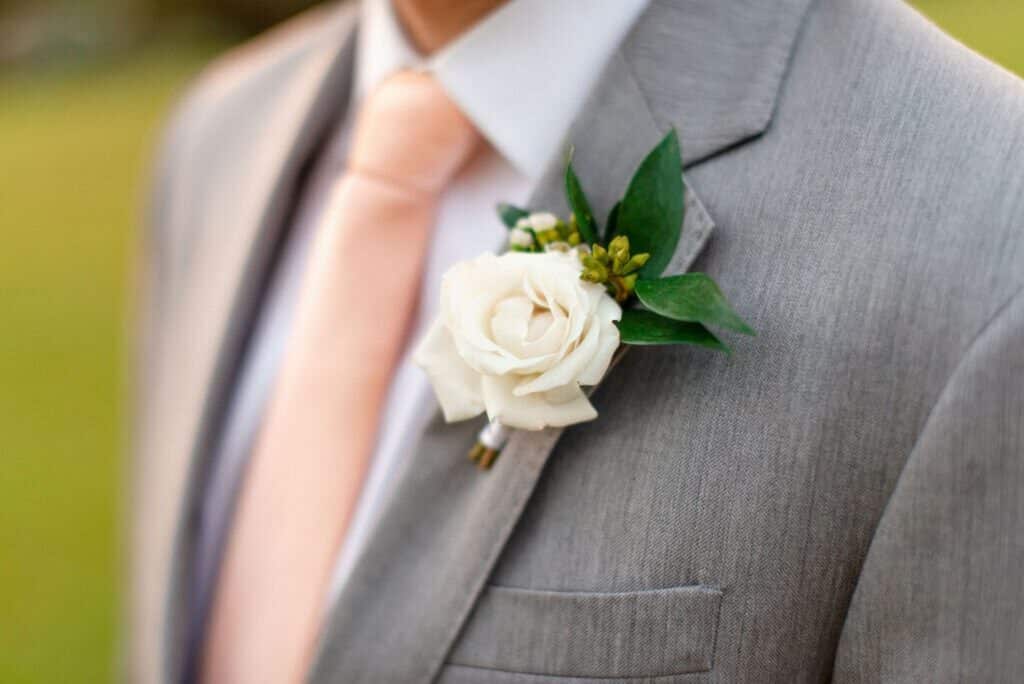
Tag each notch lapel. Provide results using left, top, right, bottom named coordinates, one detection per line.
left=307, top=49, right=715, bottom=684
left=136, top=9, right=360, bottom=682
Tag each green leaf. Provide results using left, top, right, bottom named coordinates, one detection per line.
left=565, top=161, right=598, bottom=244
left=616, top=309, right=729, bottom=352
left=605, top=201, right=621, bottom=242
left=635, top=273, right=756, bottom=336
left=617, top=129, right=684, bottom=278
left=497, top=203, right=529, bottom=229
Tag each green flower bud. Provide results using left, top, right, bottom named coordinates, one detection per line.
left=581, top=255, right=609, bottom=283
left=574, top=236, right=648, bottom=303
left=608, top=235, right=629, bottom=256
left=621, top=252, right=650, bottom=274
left=607, top=235, right=629, bottom=272
left=535, top=228, right=561, bottom=246
left=555, top=220, right=572, bottom=241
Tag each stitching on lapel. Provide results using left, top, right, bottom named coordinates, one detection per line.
left=423, top=427, right=562, bottom=680
left=666, top=186, right=715, bottom=276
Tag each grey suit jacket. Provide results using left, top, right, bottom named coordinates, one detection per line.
left=129, top=0, right=1024, bottom=681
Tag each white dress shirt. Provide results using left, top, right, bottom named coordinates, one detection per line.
left=191, top=0, right=651, bottom=637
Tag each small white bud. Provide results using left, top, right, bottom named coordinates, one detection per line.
left=515, top=217, right=531, bottom=229
left=544, top=241, right=571, bottom=253
left=509, top=227, right=535, bottom=248
left=528, top=212, right=559, bottom=231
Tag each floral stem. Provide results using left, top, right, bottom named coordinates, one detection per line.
left=468, top=418, right=510, bottom=471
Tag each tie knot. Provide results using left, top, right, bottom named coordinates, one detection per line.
left=348, top=70, right=482, bottom=195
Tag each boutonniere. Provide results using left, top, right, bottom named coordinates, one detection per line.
left=414, top=130, right=754, bottom=468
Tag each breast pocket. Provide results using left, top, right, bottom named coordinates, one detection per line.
left=443, top=584, right=723, bottom=681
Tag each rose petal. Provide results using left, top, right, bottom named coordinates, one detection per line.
left=445, top=254, right=570, bottom=376
left=541, top=383, right=599, bottom=427
left=481, top=374, right=597, bottom=430
left=577, top=295, right=622, bottom=385
left=489, top=295, right=533, bottom=353
left=413, top=319, right=485, bottom=422
left=514, top=287, right=621, bottom=395
left=529, top=258, right=589, bottom=351
left=513, top=314, right=601, bottom=396
left=520, top=312, right=567, bottom=360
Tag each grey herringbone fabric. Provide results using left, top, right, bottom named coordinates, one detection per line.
left=131, top=0, right=1024, bottom=682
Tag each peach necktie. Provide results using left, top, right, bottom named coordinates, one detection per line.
left=201, top=71, right=481, bottom=684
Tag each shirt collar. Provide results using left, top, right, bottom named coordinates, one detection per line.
left=354, top=0, right=419, bottom=103
left=356, top=0, right=651, bottom=181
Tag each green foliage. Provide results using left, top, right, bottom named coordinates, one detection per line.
left=605, top=200, right=621, bottom=242
left=616, top=129, right=684, bottom=279
left=565, top=160, right=598, bottom=244
left=561, top=129, right=749, bottom=349
left=580, top=236, right=649, bottom=302
left=535, top=218, right=581, bottom=249
left=616, top=309, right=728, bottom=352
left=635, top=273, right=755, bottom=335
left=497, top=202, right=529, bottom=228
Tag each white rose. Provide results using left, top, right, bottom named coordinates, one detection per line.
left=414, top=250, right=622, bottom=430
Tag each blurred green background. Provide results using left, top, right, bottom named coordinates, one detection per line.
left=0, top=0, right=1021, bottom=681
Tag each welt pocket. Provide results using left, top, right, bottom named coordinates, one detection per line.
left=447, top=584, right=723, bottom=679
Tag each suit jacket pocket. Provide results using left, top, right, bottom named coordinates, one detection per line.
left=447, top=584, right=723, bottom=679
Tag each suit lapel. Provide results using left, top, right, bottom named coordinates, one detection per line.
left=306, top=47, right=715, bottom=684
left=148, top=11, right=360, bottom=682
